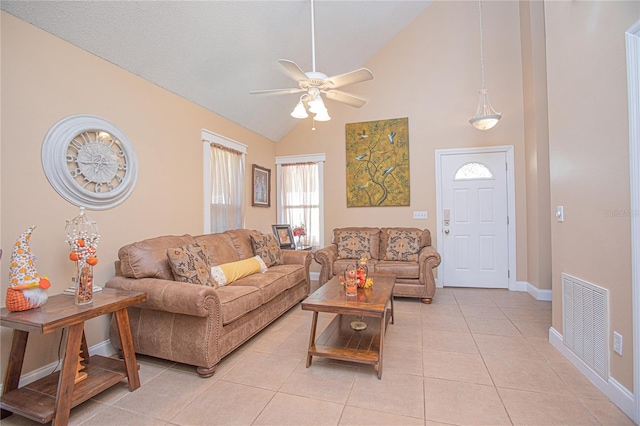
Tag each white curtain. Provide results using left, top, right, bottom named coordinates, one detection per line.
left=210, top=144, right=244, bottom=233
left=281, top=163, right=319, bottom=247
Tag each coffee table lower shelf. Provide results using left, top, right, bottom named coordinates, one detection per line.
left=307, top=311, right=391, bottom=375
left=0, top=355, right=132, bottom=424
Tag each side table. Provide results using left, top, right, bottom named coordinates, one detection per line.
left=1, top=288, right=146, bottom=425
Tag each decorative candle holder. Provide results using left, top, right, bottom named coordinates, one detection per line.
left=356, top=257, right=368, bottom=287
left=65, top=207, right=100, bottom=305
left=345, top=264, right=357, bottom=297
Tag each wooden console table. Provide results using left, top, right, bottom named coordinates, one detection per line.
left=1, top=288, right=146, bottom=425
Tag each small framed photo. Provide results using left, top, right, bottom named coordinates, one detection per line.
left=252, top=164, right=271, bottom=207
left=272, top=224, right=294, bottom=249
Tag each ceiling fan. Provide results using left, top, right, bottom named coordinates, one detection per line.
left=250, top=0, right=373, bottom=121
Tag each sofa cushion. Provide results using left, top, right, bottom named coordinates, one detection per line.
left=225, top=229, right=259, bottom=260
left=216, top=285, right=263, bottom=325
left=230, top=268, right=301, bottom=304
left=336, top=230, right=371, bottom=259
left=167, top=242, right=217, bottom=287
left=194, top=233, right=240, bottom=265
left=382, top=229, right=422, bottom=262
left=376, top=260, right=420, bottom=279
left=250, top=232, right=283, bottom=267
left=210, top=255, right=267, bottom=286
left=119, top=234, right=197, bottom=280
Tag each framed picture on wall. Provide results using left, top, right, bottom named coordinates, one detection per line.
left=252, top=164, right=271, bottom=207
left=272, top=224, right=294, bottom=249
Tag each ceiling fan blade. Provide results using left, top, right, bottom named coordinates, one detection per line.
left=326, top=68, right=373, bottom=89
left=250, top=88, right=305, bottom=96
left=324, top=90, right=368, bottom=108
left=278, top=59, right=309, bottom=82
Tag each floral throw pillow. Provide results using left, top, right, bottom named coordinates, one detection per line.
left=250, top=233, right=283, bottom=267
left=167, top=242, right=217, bottom=288
left=337, top=231, right=371, bottom=259
left=383, top=229, right=422, bottom=262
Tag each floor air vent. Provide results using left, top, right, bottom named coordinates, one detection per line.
left=562, top=273, right=609, bottom=380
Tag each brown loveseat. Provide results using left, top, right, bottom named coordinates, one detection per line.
left=105, top=229, right=311, bottom=377
left=314, top=227, right=440, bottom=303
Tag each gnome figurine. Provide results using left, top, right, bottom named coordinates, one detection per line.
left=6, top=226, right=51, bottom=312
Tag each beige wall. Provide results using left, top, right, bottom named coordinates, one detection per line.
left=545, top=1, right=637, bottom=391
left=277, top=0, right=529, bottom=282
left=0, top=12, right=277, bottom=375
left=521, top=1, right=552, bottom=291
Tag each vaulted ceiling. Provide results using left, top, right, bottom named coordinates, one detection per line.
left=2, top=1, right=431, bottom=142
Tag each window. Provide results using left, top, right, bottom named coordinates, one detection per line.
left=454, top=162, right=494, bottom=180
left=276, top=154, right=325, bottom=248
left=202, top=130, right=247, bottom=233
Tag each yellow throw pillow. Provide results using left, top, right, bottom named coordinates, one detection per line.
left=210, top=255, right=268, bottom=286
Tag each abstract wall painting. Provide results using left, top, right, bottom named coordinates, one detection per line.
left=345, top=117, right=410, bottom=207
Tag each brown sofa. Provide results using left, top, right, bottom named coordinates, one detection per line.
left=314, top=227, right=440, bottom=303
left=105, top=229, right=311, bottom=377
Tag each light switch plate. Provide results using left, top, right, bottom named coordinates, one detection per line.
left=556, top=206, right=564, bottom=222
left=413, top=211, right=427, bottom=220
left=613, top=331, right=623, bottom=355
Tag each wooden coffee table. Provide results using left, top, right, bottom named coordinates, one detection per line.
left=301, top=274, right=395, bottom=379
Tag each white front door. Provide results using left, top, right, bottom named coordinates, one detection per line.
left=439, top=151, right=509, bottom=288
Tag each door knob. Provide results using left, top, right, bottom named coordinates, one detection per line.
left=444, top=229, right=450, bottom=234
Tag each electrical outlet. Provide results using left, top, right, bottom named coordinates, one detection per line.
left=613, top=331, right=623, bottom=355
left=413, top=211, right=428, bottom=220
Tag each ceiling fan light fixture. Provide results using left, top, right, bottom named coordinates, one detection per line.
left=291, top=99, right=309, bottom=119
left=308, top=95, right=326, bottom=114
left=470, top=89, right=501, bottom=130
left=250, top=0, right=373, bottom=125
left=314, top=109, right=331, bottom=121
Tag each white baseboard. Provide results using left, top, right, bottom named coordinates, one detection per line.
left=0, top=339, right=117, bottom=394
left=549, top=327, right=636, bottom=422
left=515, top=280, right=552, bottom=301
left=437, top=280, right=552, bottom=300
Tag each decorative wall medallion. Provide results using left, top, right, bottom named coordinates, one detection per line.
left=41, top=115, right=138, bottom=210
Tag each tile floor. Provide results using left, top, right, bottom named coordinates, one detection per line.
left=2, top=286, right=634, bottom=425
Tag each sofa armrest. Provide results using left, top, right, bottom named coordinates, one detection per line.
left=314, top=244, right=338, bottom=285
left=282, top=250, right=312, bottom=285
left=282, top=249, right=310, bottom=265
left=418, top=246, right=441, bottom=298
left=105, top=276, right=221, bottom=318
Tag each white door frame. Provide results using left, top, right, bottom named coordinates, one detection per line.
left=435, top=145, right=516, bottom=291
left=625, top=20, right=640, bottom=425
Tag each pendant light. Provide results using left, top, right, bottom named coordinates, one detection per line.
left=469, top=0, right=501, bottom=130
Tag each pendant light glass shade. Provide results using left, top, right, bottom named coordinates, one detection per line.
left=469, top=89, right=501, bottom=130
left=290, top=100, right=309, bottom=118
left=314, top=109, right=331, bottom=121
left=308, top=95, right=325, bottom=114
